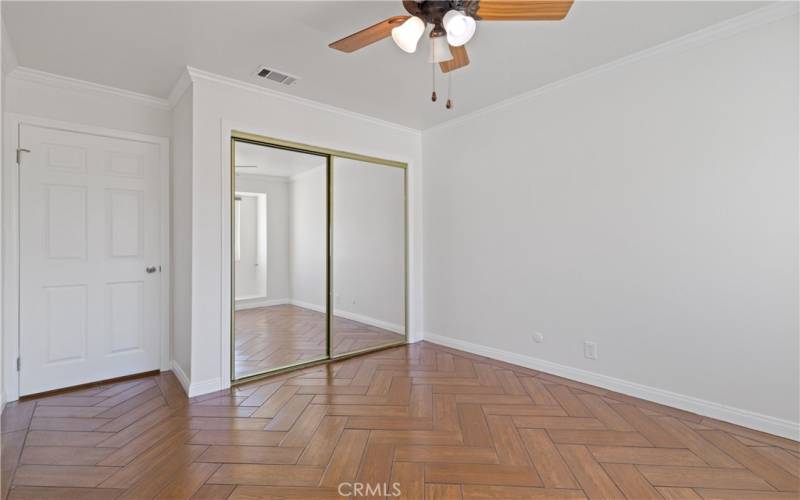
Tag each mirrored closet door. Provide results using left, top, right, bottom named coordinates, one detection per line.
left=232, top=139, right=328, bottom=380
left=231, top=133, right=407, bottom=382
left=331, top=158, right=406, bottom=356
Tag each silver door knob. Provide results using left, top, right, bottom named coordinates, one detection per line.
left=145, top=266, right=157, bottom=274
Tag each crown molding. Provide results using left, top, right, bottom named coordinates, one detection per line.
left=168, top=68, right=193, bottom=107
left=185, top=66, right=422, bottom=137
left=8, top=66, right=171, bottom=111
left=426, top=1, right=799, bottom=133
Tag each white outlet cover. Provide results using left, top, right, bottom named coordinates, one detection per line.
left=584, top=341, right=598, bottom=360
left=532, top=332, right=544, bottom=343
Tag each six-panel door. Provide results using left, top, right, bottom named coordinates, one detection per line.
left=19, top=124, right=161, bottom=395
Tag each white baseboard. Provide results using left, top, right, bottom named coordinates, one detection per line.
left=235, top=297, right=289, bottom=311
left=187, top=377, right=223, bottom=398
left=333, top=309, right=404, bottom=334
left=424, top=332, right=800, bottom=441
left=288, top=299, right=325, bottom=313
left=170, top=360, right=191, bottom=394
left=170, top=360, right=222, bottom=398
left=288, top=300, right=404, bottom=334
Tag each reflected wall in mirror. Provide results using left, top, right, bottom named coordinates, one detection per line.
left=233, top=140, right=327, bottom=379
left=332, top=158, right=406, bottom=356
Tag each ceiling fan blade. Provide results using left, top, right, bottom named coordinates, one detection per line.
left=440, top=45, right=469, bottom=73
left=472, top=0, right=574, bottom=20
left=329, top=16, right=410, bottom=53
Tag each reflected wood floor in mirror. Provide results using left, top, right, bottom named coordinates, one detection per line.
left=234, top=305, right=404, bottom=379
left=3, top=341, right=798, bottom=499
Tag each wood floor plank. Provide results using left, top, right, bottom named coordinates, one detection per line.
left=486, top=415, right=530, bottom=465
left=578, top=394, right=634, bottom=432
left=425, top=464, right=542, bottom=487
left=519, top=429, right=578, bottom=489
left=196, top=445, right=303, bottom=464
left=297, top=415, right=347, bottom=466
left=461, top=485, right=587, bottom=499
left=319, top=429, right=369, bottom=487
left=588, top=445, right=706, bottom=466
left=154, top=462, right=220, bottom=499
left=188, top=429, right=285, bottom=446
left=657, top=487, right=704, bottom=499
left=546, top=386, right=592, bottom=417
left=556, top=444, right=625, bottom=499
left=20, top=446, right=114, bottom=466
left=602, top=462, right=662, bottom=499
left=395, top=445, right=498, bottom=464
left=13, top=465, right=119, bottom=488
left=8, top=486, right=123, bottom=499
left=228, top=485, right=343, bottom=499
left=356, top=443, right=395, bottom=499
left=426, top=483, right=463, bottom=499
left=693, top=488, right=800, bottom=499
left=189, top=484, right=236, bottom=500
left=458, top=403, right=493, bottom=448
left=391, top=461, right=424, bottom=499
left=547, top=430, right=652, bottom=447
left=638, top=465, right=774, bottom=490
left=208, top=464, right=324, bottom=486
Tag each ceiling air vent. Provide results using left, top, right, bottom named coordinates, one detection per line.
left=253, top=66, right=299, bottom=87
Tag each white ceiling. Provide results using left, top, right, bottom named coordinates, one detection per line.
left=235, top=141, right=325, bottom=178
left=3, top=1, right=767, bottom=129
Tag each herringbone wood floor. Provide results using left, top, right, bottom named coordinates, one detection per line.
left=2, top=341, right=798, bottom=499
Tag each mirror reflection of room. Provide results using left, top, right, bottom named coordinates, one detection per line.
left=332, top=158, right=406, bottom=356
left=233, top=141, right=327, bottom=379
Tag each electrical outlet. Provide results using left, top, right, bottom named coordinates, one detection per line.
left=531, top=332, right=544, bottom=343
left=584, top=341, right=598, bottom=360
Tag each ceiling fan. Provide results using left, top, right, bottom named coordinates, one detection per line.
left=329, top=1, right=574, bottom=108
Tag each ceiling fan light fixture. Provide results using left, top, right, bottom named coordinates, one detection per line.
left=442, top=10, right=476, bottom=47
left=391, top=16, right=425, bottom=53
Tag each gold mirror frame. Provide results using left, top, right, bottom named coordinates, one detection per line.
left=230, top=131, right=408, bottom=384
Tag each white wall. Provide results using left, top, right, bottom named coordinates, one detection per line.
left=171, top=87, right=192, bottom=378
left=234, top=193, right=265, bottom=300
left=236, top=174, right=290, bottom=301
left=0, top=17, right=9, bottom=408
left=289, top=166, right=327, bottom=310
left=235, top=175, right=290, bottom=303
left=423, top=14, right=799, bottom=437
left=186, top=70, right=423, bottom=394
left=333, top=158, right=405, bottom=331
left=4, top=70, right=171, bottom=138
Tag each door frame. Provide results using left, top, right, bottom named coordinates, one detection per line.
left=3, top=113, right=171, bottom=402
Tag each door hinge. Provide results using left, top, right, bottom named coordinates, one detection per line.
left=16, top=148, right=31, bottom=165
left=16, top=357, right=21, bottom=372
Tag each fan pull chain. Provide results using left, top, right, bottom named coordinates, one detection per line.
left=446, top=72, right=453, bottom=109
left=431, top=43, right=437, bottom=102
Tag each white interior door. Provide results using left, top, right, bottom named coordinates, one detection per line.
left=19, top=124, right=161, bottom=395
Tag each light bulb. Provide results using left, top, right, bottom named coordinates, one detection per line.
left=391, top=16, right=425, bottom=53
left=428, top=35, right=453, bottom=63
left=442, top=10, right=476, bottom=47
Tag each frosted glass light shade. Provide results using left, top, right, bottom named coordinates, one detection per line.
left=391, top=16, right=425, bottom=53
left=443, top=10, right=476, bottom=46
left=429, top=35, right=453, bottom=63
